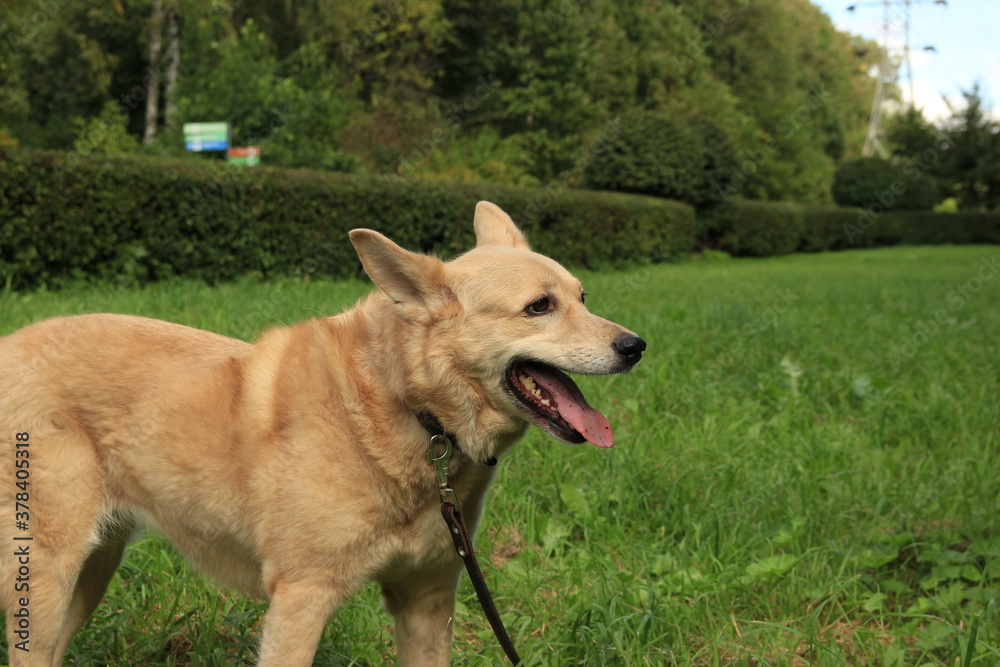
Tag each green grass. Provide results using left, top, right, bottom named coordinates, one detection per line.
left=1, top=246, right=998, bottom=665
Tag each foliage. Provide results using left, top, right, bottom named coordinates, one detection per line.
left=437, top=0, right=602, bottom=179
left=886, top=88, right=1000, bottom=213
left=832, top=158, right=940, bottom=211
left=404, top=126, right=539, bottom=187
left=875, top=210, right=1000, bottom=247
left=2, top=248, right=999, bottom=664
left=687, top=0, right=876, bottom=201
left=72, top=100, right=141, bottom=158
left=886, top=107, right=941, bottom=160
left=582, top=111, right=736, bottom=209
left=0, top=149, right=696, bottom=291
left=937, top=86, right=1000, bottom=212
left=721, top=200, right=805, bottom=256
left=0, top=0, right=881, bottom=198
left=172, top=21, right=358, bottom=171
left=718, top=199, right=1000, bottom=256
left=0, top=0, right=149, bottom=148
left=798, top=205, right=861, bottom=252
left=5, top=149, right=997, bottom=292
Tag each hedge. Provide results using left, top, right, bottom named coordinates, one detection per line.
left=797, top=206, right=1000, bottom=251
left=720, top=201, right=1000, bottom=256
left=1, top=149, right=997, bottom=291
left=720, top=200, right=805, bottom=257
left=0, top=149, right=697, bottom=291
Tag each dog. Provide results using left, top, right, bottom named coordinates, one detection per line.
left=0, top=201, right=645, bottom=666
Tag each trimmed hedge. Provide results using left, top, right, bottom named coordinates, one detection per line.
left=1, top=148, right=996, bottom=291
left=724, top=202, right=1000, bottom=255
left=720, top=200, right=805, bottom=257
left=0, top=149, right=696, bottom=291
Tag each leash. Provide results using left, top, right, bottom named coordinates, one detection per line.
left=426, top=434, right=522, bottom=665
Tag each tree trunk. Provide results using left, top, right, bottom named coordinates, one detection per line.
left=144, top=0, right=163, bottom=144
left=164, top=6, right=180, bottom=129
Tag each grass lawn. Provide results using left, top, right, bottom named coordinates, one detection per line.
left=1, top=245, right=998, bottom=665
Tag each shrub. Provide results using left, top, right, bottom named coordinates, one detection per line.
left=583, top=112, right=735, bottom=209
left=799, top=205, right=866, bottom=252
left=877, top=211, right=1000, bottom=246
left=0, top=149, right=697, bottom=291
left=722, top=200, right=804, bottom=257
left=832, top=158, right=940, bottom=211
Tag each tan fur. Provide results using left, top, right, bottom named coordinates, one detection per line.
left=0, top=202, right=642, bottom=666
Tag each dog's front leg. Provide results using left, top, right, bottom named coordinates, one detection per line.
left=382, top=565, right=463, bottom=667
left=257, top=578, right=345, bottom=667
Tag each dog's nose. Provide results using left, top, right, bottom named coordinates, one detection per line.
left=613, top=335, right=646, bottom=363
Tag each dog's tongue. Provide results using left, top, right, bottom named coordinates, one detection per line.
left=526, top=364, right=615, bottom=448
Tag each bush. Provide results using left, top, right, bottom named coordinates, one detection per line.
left=799, top=205, right=867, bottom=252
left=583, top=112, right=735, bottom=209
left=721, top=200, right=804, bottom=257
left=832, top=158, right=940, bottom=211
left=876, top=211, right=1000, bottom=246
left=720, top=200, right=1000, bottom=255
left=0, top=149, right=697, bottom=291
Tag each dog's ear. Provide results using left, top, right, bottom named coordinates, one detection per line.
left=473, top=201, right=530, bottom=250
left=349, top=229, right=454, bottom=309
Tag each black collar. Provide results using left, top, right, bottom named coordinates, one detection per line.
left=417, top=411, right=497, bottom=466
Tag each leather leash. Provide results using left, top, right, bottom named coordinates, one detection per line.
left=426, top=434, right=522, bottom=665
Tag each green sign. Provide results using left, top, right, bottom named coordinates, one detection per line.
left=183, top=122, right=230, bottom=151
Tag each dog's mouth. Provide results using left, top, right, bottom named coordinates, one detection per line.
left=504, top=361, right=614, bottom=448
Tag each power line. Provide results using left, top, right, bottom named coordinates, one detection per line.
left=847, top=0, right=947, bottom=157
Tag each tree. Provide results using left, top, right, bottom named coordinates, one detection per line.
left=1, top=0, right=148, bottom=149
left=175, top=20, right=357, bottom=171
left=163, top=6, right=180, bottom=129
left=437, top=0, right=601, bottom=178
left=940, top=86, right=1000, bottom=211
left=144, top=0, right=164, bottom=144
left=832, top=158, right=939, bottom=211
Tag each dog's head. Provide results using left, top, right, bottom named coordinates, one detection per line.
left=349, top=201, right=645, bottom=461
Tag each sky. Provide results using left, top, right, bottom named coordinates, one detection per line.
left=810, top=0, right=999, bottom=123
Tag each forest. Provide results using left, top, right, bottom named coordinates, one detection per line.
left=1, top=0, right=997, bottom=212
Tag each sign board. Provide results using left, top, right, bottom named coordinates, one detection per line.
left=228, top=146, right=261, bottom=167
left=183, top=122, right=230, bottom=151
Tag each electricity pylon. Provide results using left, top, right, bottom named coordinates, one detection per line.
left=847, top=0, right=947, bottom=157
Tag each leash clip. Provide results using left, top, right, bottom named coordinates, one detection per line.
left=425, top=434, right=521, bottom=664
left=426, top=434, right=461, bottom=510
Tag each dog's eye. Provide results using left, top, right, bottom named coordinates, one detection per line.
left=581, top=291, right=587, bottom=304
left=525, top=297, right=552, bottom=315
